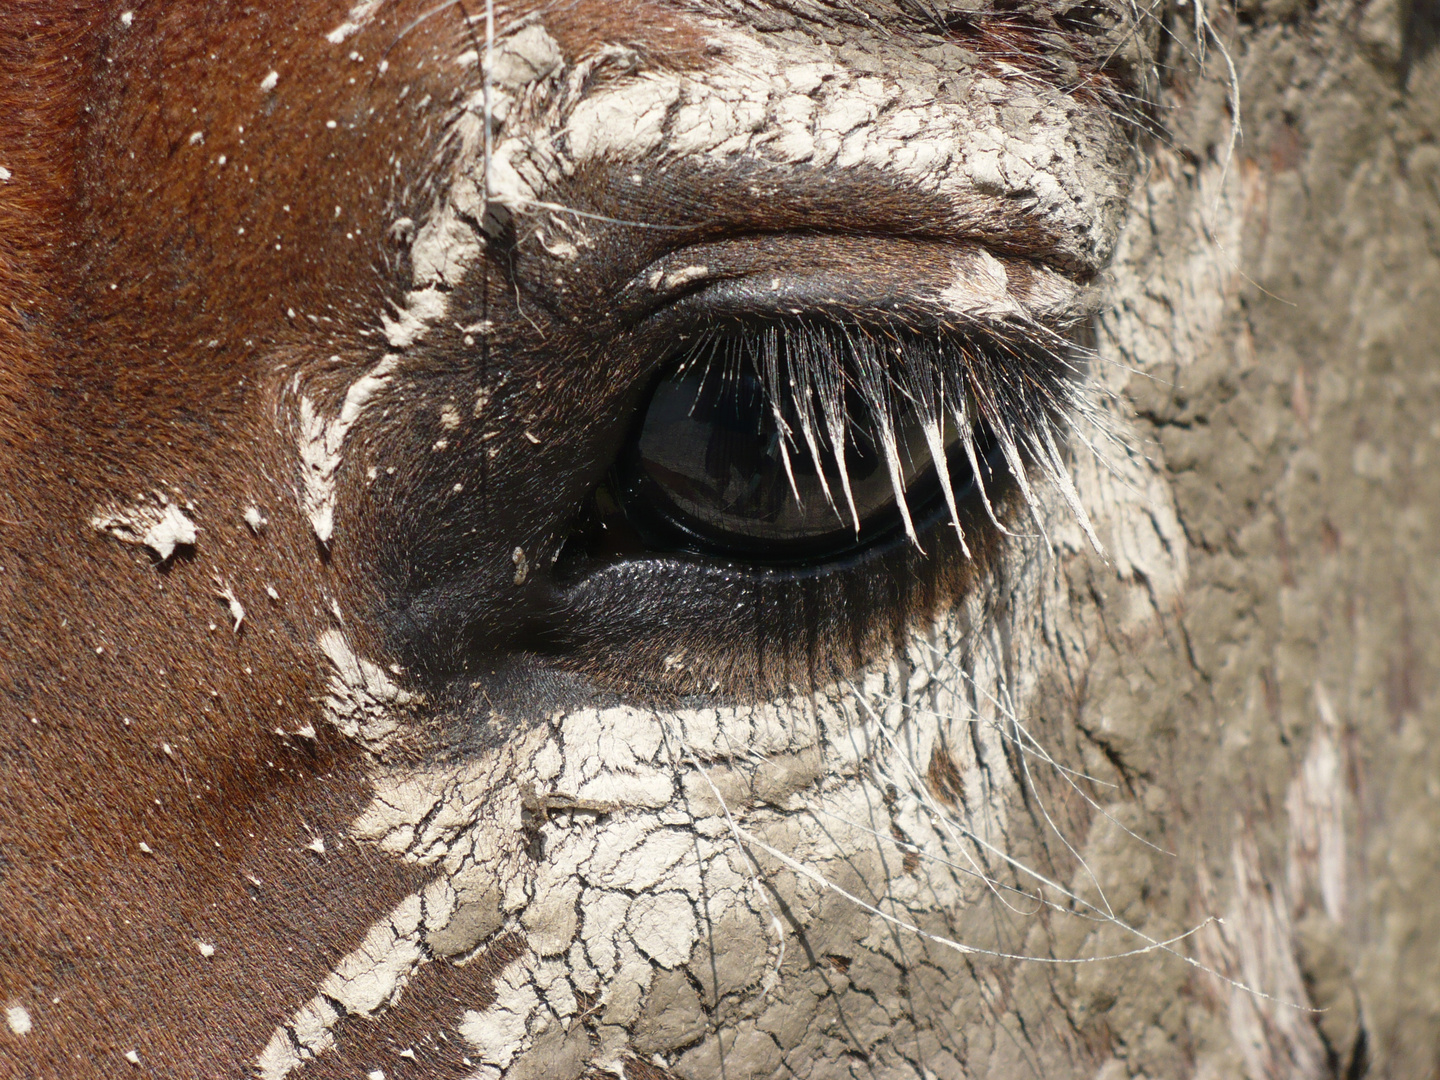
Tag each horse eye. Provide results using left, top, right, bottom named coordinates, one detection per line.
left=606, top=322, right=981, bottom=563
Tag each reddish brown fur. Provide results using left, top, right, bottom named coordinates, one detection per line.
left=0, top=1, right=1137, bottom=1075
left=0, top=4, right=590, bottom=1076
left=299, top=933, right=528, bottom=1079
left=0, top=0, right=727, bottom=1071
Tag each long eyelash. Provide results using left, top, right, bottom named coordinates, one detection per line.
left=759, top=324, right=804, bottom=508
left=899, top=334, right=973, bottom=558
left=786, top=325, right=842, bottom=526
left=666, top=315, right=1104, bottom=552
left=851, top=323, right=922, bottom=546
left=812, top=323, right=862, bottom=533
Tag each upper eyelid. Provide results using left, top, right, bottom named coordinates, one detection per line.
left=491, top=19, right=1131, bottom=257
left=503, top=153, right=1095, bottom=275
left=585, top=194, right=1088, bottom=278
left=619, top=238, right=1095, bottom=331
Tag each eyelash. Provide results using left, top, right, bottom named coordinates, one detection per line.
left=574, top=309, right=1097, bottom=566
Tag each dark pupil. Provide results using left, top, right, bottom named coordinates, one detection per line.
left=624, top=347, right=952, bottom=556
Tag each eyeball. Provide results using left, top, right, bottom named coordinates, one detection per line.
left=613, top=324, right=975, bottom=563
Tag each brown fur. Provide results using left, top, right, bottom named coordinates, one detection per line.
left=0, top=3, right=487, bottom=1075
left=0, top=1, right=1141, bottom=1075
left=299, top=933, right=529, bottom=1079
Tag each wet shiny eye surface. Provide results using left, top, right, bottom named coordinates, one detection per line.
left=527, top=304, right=1076, bottom=695
left=571, top=317, right=1022, bottom=568
left=614, top=324, right=970, bottom=561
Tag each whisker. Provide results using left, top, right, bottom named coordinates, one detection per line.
left=910, top=640, right=1177, bottom=857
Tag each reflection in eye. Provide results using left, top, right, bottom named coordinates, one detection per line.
left=611, top=319, right=1016, bottom=563
left=626, top=339, right=946, bottom=554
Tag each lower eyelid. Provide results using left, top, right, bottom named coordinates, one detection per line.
left=547, top=491, right=1013, bottom=695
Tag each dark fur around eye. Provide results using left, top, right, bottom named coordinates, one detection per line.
left=343, top=189, right=1104, bottom=728
left=360, top=295, right=1094, bottom=727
